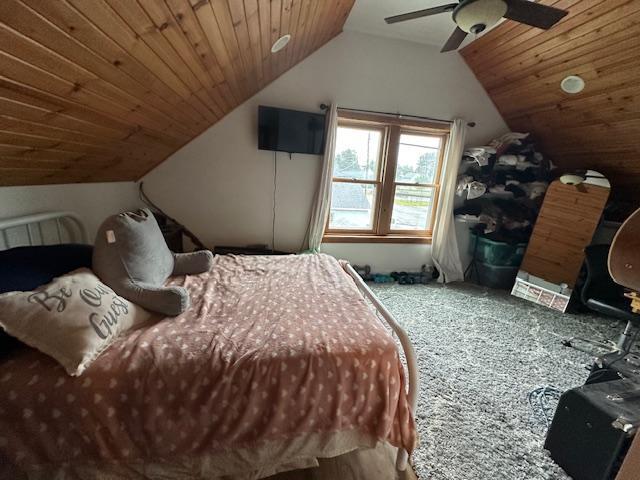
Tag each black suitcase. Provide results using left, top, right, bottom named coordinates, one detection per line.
left=545, top=378, right=640, bottom=480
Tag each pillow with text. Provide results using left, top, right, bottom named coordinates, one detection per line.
left=0, top=268, right=151, bottom=375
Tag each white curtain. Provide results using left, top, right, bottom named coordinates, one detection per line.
left=306, top=104, right=338, bottom=252
left=432, top=119, right=467, bottom=283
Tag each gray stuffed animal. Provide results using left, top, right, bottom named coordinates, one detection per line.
left=92, top=209, right=213, bottom=316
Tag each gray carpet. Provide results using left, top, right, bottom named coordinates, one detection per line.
left=370, top=281, right=636, bottom=480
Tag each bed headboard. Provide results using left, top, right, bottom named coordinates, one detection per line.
left=0, top=211, right=88, bottom=251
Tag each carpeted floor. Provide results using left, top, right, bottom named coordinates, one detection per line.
left=370, top=281, right=636, bottom=480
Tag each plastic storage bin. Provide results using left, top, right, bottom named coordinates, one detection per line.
left=476, top=261, right=519, bottom=290
left=469, top=233, right=527, bottom=267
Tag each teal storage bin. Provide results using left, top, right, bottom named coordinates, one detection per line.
left=476, top=262, right=519, bottom=290
left=469, top=233, right=527, bottom=267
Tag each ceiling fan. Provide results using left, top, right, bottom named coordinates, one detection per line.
left=384, top=0, right=569, bottom=52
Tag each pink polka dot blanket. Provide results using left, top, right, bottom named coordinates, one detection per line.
left=0, top=253, right=417, bottom=478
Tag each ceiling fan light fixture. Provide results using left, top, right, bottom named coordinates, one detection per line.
left=384, top=0, right=568, bottom=53
left=453, top=0, right=508, bottom=34
left=271, top=34, right=291, bottom=53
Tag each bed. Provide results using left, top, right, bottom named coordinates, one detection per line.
left=0, top=211, right=419, bottom=480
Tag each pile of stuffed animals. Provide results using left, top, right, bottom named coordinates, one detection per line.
left=455, top=132, right=553, bottom=245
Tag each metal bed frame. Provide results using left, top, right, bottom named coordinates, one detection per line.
left=343, top=263, right=419, bottom=470
left=0, top=211, right=87, bottom=250
left=0, top=211, right=418, bottom=471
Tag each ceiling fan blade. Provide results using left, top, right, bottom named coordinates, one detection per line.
left=504, top=0, right=568, bottom=29
left=441, top=27, right=468, bottom=52
left=385, top=3, right=458, bottom=24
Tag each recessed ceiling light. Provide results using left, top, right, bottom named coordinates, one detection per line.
left=271, top=34, right=291, bottom=53
left=560, top=75, right=585, bottom=94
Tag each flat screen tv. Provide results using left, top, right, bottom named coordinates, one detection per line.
left=258, top=106, right=326, bottom=155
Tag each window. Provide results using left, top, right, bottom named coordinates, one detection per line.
left=324, top=112, right=448, bottom=243
left=329, top=125, right=383, bottom=231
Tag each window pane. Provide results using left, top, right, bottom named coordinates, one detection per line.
left=395, top=133, right=441, bottom=184
left=333, top=127, right=381, bottom=181
left=329, top=182, right=376, bottom=230
left=391, top=186, right=435, bottom=231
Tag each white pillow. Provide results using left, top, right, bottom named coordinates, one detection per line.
left=0, top=268, right=150, bottom=376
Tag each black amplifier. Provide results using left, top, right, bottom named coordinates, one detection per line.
left=545, top=378, right=640, bottom=480
left=589, top=351, right=640, bottom=384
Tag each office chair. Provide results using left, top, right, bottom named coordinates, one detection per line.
left=563, top=244, right=639, bottom=355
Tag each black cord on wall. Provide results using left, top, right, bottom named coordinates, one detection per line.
left=272, top=151, right=277, bottom=253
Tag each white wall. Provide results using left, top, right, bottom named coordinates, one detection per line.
left=143, top=31, right=508, bottom=272
left=321, top=243, right=434, bottom=273
left=0, top=182, right=140, bottom=243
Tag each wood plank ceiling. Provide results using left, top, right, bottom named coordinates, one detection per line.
left=0, top=0, right=354, bottom=186
left=461, top=0, right=640, bottom=201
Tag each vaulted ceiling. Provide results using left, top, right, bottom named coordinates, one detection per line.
left=0, top=0, right=354, bottom=186
left=461, top=0, right=640, bottom=201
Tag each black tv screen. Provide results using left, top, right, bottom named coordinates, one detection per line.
left=258, top=106, right=326, bottom=155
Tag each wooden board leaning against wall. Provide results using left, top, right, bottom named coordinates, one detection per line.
left=520, top=180, right=610, bottom=288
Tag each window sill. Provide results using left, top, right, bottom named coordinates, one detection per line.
left=322, top=234, right=432, bottom=244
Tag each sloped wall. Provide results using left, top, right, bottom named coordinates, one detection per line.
left=461, top=0, right=640, bottom=202
left=0, top=0, right=354, bottom=185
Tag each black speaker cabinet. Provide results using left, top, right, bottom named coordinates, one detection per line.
left=590, top=351, right=640, bottom=384
left=545, top=378, right=640, bottom=480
